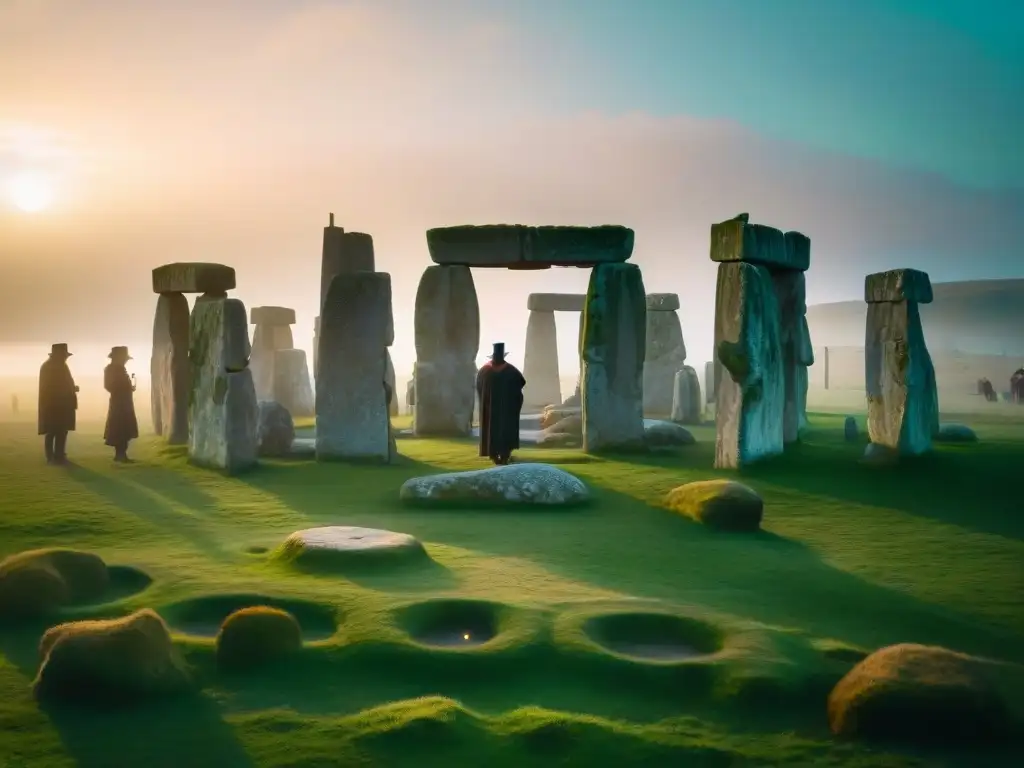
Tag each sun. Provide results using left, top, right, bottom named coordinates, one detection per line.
left=5, top=171, right=55, bottom=213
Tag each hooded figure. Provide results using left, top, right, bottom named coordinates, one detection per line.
left=476, top=342, right=526, bottom=465
left=104, top=346, right=140, bottom=463
left=38, top=343, right=79, bottom=464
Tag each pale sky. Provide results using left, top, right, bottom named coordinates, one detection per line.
left=1, top=0, right=1021, bottom=379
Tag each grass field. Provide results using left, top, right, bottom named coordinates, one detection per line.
left=0, top=412, right=1022, bottom=767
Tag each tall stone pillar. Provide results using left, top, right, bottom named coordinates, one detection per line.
left=249, top=306, right=296, bottom=401
left=768, top=232, right=813, bottom=444
left=642, top=293, right=686, bottom=415
left=413, top=265, right=479, bottom=436
left=320, top=213, right=375, bottom=312
left=273, top=349, right=314, bottom=418
left=522, top=295, right=564, bottom=409
left=581, top=263, right=646, bottom=452
left=864, top=269, right=937, bottom=456
left=710, top=213, right=785, bottom=469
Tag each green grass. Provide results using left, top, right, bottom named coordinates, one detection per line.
left=0, top=411, right=1022, bottom=767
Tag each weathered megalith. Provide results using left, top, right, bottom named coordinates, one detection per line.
left=643, top=293, right=686, bottom=415
left=413, top=265, right=479, bottom=436
left=704, top=360, right=717, bottom=404
left=188, top=296, right=258, bottom=473
left=319, top=214, right=375, bottom=312
left=316, top=272, right=392, bottom=462
left=864, top=269, right=937, bottom=456
left=249, top=306, right=296, bottom=401
left=313, top=316, right=320, bottom=379
left=581, top=263, right=646, bottom=452
left=150, top=262, right=237, bottom=445
left=426, top=225, right=634, bottom=268
left=710, top=214, right=785, bottom=468
left=273, top=349, right=314, bottom=419
left=523, top=309, right=560, bottom=409
left=670, top=366, right=702, bottom=425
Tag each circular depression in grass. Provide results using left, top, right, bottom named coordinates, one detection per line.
left=161, top=593, right=338, bottom=641
left=583, top=612, right=721, bottom=661
left=397, top=599, right=502, bottom=648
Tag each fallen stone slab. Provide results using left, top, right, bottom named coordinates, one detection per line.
left=645, top=293, right=680, bottom=312
left=527, top=293, right=586, bottom=312
left=152, top=263, right=236, bottom=295
left=710, top=215, right=808, bottom=271
left=865, top=268, right=934, bottom=304
left=250, top=306, right=296, bottom=326
left=278, top=526, right=427, bottom=568
left=426, top=225, right=634, bottom=268
left=664, top=479, right=763, bottom=532
left=400, top=464, right=589, bottom=506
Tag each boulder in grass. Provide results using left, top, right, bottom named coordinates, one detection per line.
left=664, top=480, right=763, bottom=532
left=644, top=420, right=695, bottom=448
left=0, top=548, right=109, bottom=620
left=278, top=526, right=427, bottom=569
left=400, top=464, right=589, bottom=507
left=215, top=606, right=303, bottom=670
left=257, top=400, right=295, bottom=457
left=934, top=423, right=978, bottom=444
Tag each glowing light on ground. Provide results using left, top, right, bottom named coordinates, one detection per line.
left=4, top=171, right=55, bottom=213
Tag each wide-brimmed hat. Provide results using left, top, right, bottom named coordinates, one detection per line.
left=488, top=342, right=506, bottom=359
left=108, top=346, right=132, bottom=361
left=50, top=343, right=72, bottom=358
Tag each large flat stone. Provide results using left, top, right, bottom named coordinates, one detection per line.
left=645, top=293, right=680, bottom=312
left=426, top=225, right=634, bottom=268
left=250, top=306, right=296, bottom=326
left=710, top=215, right=808, bottom=271
left=399, top=464, right=589, bottom=506
left=150, top=292, right=190, bottom=444
left=527, top=293, right=586, bottom=312
left=152, top=263, right=236, bottom=295
left=280, top=526, right=426, bottom=565
left=865, top=269, right=934, bottom=304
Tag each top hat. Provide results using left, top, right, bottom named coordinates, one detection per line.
left=108, top=346, right=132, bottom=361
left=489, top=342, right=506, bottom=360
left=50, top=343, right=72, bottom=358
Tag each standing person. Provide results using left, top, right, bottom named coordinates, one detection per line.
left=476, top=342, right=526, bottom=466
left=1012, top=368, right=1024, bottom=404
left=104, top=346, right=139, bottom=463
left=38, top=343, right=79, bottom=464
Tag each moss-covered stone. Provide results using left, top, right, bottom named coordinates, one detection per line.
left=215, top=606, right=303, bottom=670
left=0, top=548, right=109, bottom=620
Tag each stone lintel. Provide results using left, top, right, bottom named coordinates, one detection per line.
left=865, top=269, right=933, bottom=304
left=710, top=215, right=809, bottom=271
left=250, top=306, right=297, bottom=326
left=646, top=293, right=680, bottom=311
left=527, top=293, right=586, bottom=312
left=152, top=262, right=236, bottom=294
left=426, top=224, right=634, bottom=268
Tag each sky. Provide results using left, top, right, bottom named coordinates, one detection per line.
left=0, top=0, right=1022, bottom=380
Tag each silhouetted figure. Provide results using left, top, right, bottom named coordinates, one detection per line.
left=476, top=342, right=526, bottom=465
left=978, top=378, right=997, bottom=402
left=38, top=343, right=78, bottom=464
left=104, top=346, right=139, bottom=463
left=1012, top=368, right=1024, bottom=405
left=10, top=394, right=18, bottom=416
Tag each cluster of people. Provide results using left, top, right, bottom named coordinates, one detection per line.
left=37, top=343, right=139, bottom=465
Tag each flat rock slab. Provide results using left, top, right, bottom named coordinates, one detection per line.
left=427, top=225, right=634, bottom=268
left=527, top=293, right=586, bottom=312
left=710, top=215, right=810, bottom=272
left=152, top=262, right=236, bottom=295
left=934, top=423, right=978, bottom=443
left=250, top=306, right=296, bottom=326
left=280, top=526, right=426, bottom=565
left=864, top=269, right=933, bottom=304
left=664, top=479, right=763, bottom=531
left=400, top=464, right=589, bottom=506
left=645, top=293, right=680, bottom=312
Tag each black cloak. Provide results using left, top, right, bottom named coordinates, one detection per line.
left=476, top=361, right=526, bottom=458
left=103, top=364, right=140, bottom=446
left=38, top=358, right=78, bottom=435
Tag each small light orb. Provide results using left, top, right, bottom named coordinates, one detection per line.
left=462, top=632, right=470, bottom=641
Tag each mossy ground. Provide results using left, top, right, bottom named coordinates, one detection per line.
left=0, top=411, right=1022, bottom=767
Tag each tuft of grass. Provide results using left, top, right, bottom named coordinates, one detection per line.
left=215, top=606, right=303, bottom=671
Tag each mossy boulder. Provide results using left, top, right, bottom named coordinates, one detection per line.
left=215, top=606, right=303, bottom=670
left=934, top=423, right=978, bottom=443
left=0, top=548, right=109, bottom=620
left=827, top=643, right=1012, bottom=744
left=664, top=480, right=763, bottom=532
left=33, top=609, right=191, bottom=704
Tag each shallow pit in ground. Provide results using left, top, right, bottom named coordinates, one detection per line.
left=103, top=565, right=154, bottom=603
left=397, top=599, right=502, bottom=648
left=583, top=612, right=721, bottom=661
left=160, top=593, right=338, bottom=641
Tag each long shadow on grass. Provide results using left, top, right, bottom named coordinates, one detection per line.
left=123, top=465, right=219, bottom=513
left=65, top=464, right=229, bottom=560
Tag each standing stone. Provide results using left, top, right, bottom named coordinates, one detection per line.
left=864, top=269, right=937, bottom=456
left=385, top=350, right=398, bottom=417
left=712, top=259, right=785, bottom=469
left=150, top=293, right=191, bottom=444
left=320, top=215, right=375, bottom=313
left=704, top=360, right=717, bottom=404
left=771, top=261, right=812, bottom=444
left=643, top=294, right=686, bottom=415
left=523, top=309, right=561, bottom=409
left=188, top=297, right=258, bottom=473
left=413, top=265, right=479, bottom=436
left=316, top=273, right=391, bottom=462
left=249, top=306, right=296, bottom=401
left=581, top=263, right=646, bottom=452
left=273, top=349, right=314, bottom=419
left=671, top=366, right=702, bottom=425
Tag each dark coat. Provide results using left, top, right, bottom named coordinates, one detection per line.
left=38, top=358, right=77, bottom=435
left=103, top=364, right=139, bottom=446
left=476, top=360, right=525, bottom=458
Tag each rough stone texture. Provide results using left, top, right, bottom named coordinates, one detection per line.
left=581, top=263, right=647, bottom=452
left=385, top=350, right=398, bottom=416
left=644, top=420, right=695, bottom=447
left=250, top=323, right=295, bottom=401
left=670, top=366, right=702, bottom=425
left=704, top=360, right=717, bottom=404
left=152, top=263, right=236, bottom=295
left=645, top=293, right=680, bottom=312
left=865, top=300, right=937, bottom=456
left=399, top=464, right=589, bottom=506
left=188, top=297, right=259, bottom=473
left=664, top=479, right=763, bottom=532
left=273, top=349, right=314, bottom=419
left=643, top=309, right=686, bottom=414
left=250, top=306, right=296, bottom=326
left=784, top=231, right=811, bottom=273
left=523, top=310, right=561, bottom=409
left=710, top=215, right=807, bottom=271
left=844, top=416, right=859, bottom=442
left=935, top=423, right=977, bottom=443
left=772, top=270, right=812, bottom=444
left=320, top=225, right=375, bottom=312
left=413, top=265, right=479, bottom=436
left=713, top=261, right=785, bottom=469
left=862, top=442, right=900, bottom=465
left=426, top=225, right=634, bottom=268
left=865, top=269, right=934, bottom=304
left=313, top=316, right=320, bottom=379
left=280, top=526, right=425, bottom=565
left=527, top=293, right=586, bottom=312
left=316, top=272, right=391, bottom=461
left=257, top=400, right=295, bottom=457
left=150, top=292, right=191, bottom=444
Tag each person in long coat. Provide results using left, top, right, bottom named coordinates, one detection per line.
left=1012, top=368, right=1024, bottom=405
left=476, top=342, right=526, bottom=465
left=104, top=346, right=139, bottom=463
left=38, top=343, right=79, bottom=464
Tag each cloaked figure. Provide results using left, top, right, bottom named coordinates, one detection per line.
left=38, top=343, right=79, bottom=464
left=1012, top=368, right=1024, bottom=405
left=977, top=378, right=997, bottom=403
left=104, top=346, right=140, bottom=463
left=476, top=342, right=526, bottom=465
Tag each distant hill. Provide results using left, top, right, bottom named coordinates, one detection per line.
left=807, top=279, right=1024, bottom=356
